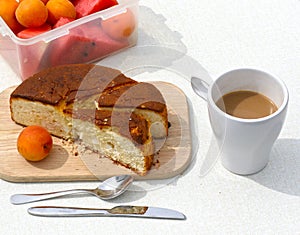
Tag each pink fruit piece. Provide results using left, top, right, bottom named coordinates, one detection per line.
left=39, top=21, right=129, bottom=68
left=53, top=17, right=74, bottom=28
left=73, top=0, right=118, bottom=18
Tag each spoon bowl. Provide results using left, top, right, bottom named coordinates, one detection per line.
left=191, top=76, right=209, bottom=101
left=10, top=175, right=133, bottom=205
left=95, top=174, right=134, bottom=200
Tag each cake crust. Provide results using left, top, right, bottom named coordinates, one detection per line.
left=11, top=64, right=166, bottom=112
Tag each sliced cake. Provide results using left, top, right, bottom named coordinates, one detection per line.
left=10, top=64, right=168, bottom=175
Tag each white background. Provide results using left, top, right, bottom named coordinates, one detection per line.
left=0, top=0, right=299, bottom=234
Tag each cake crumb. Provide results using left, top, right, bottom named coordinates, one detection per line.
left=153, top=159, right=160, bottom=169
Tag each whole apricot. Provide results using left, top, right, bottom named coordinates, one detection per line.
left=0, top=0, right=24, bottom=33
left=15, top=0, right=48, bottom=28
left=101, top=9, right=136, bottom=41
left=17, top=125, right=53, bottom=162
left=46, top=0, right=76, bottom=25
left=19, top=0, right=49, bottom=3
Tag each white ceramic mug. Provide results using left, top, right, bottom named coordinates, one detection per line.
left=200, top=68, right=289, bottom=175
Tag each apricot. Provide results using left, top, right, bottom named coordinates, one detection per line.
left=101, top=9, right=136, bottom=41
left=17, top=125, right=53, bottom=162
left=19, top=0, right=49, bottom=3
left=0, top=0, right=23, bottom=33
left=46, top=0, right=76, bottom=25
left=15, top=0, right=48, bottom=28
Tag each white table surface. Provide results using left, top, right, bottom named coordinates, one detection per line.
left=0, top=0, right=299, bottom=234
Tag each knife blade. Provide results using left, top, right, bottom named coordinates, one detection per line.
left=27, top=205, right=186, bottom=220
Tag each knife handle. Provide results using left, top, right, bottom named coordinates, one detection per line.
left=28, top=206, right=107, bottom=217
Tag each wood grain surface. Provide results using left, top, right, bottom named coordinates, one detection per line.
left=0, top=82, right=191, bottom=182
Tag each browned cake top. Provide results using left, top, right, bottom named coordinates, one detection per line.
left=11, top=64, right=166, bottom=113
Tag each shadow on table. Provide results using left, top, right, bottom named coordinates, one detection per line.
left=98, top=6, right=214, bottom=190
left=247, top=138, right=300, bottom=196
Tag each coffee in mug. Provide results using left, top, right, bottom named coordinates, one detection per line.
left=216, top=90, right=278, bottom=119
left=207, top=68, right=288, bottom=175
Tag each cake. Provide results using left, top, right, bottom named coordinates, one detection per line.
left=10, top=64, right=168, bottom=175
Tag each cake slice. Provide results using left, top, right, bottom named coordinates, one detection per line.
left=10, top=64, right=168, bottom=175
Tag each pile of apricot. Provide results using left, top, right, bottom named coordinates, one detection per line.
left=0, top=0, right=120, bottom=39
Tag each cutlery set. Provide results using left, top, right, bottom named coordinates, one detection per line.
left=10, top=175, right=186, bottom=220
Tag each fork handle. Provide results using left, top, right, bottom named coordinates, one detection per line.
left=10, top=189, right=91, bottom=205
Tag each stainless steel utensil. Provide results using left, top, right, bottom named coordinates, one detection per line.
left=27, top=205, right=186, bottom=220
left=191, top=76, right=209, bottom=101
left=10, top=175, right=133, bottom=204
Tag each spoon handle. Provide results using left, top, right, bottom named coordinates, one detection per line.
left=10, top=189, right=91, bottom=205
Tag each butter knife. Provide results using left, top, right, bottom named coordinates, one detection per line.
left=27, top=205, right=186, bottom=220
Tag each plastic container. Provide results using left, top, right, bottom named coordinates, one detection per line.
left=0, top=0, right=138, bottom=80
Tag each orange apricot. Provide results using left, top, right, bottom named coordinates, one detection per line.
left=15, top=0, right=48, bottom=28
left=101, top=9, right=136, bottom=41
left=19, top=0, right=49, bottom=3
left=46, top=0, right=76, bottom=25
left=17, top=125, right=53, bottom=162
left=0, top=0, right=24, bottom=33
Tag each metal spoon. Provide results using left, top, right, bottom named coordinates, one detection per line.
left=191, top=76, right=209, bottom=101
left=10, top=175, right=133, bottom=205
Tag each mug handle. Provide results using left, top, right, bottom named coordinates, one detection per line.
left=191, top=76, right=209, bottom=101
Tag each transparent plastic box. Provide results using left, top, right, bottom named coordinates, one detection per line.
left=0, top=0, right=138, bottom=80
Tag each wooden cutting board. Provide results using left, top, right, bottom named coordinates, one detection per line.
left=0, top=82, right=191, bottom=182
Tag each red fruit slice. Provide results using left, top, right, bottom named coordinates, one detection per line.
left=40, top=21, right=129, bottom=68
left=53, top=17, right=74, bottom=28
left=18, top=40, right=49, bottom=79
left=73, top=0, right=118, bottom=18
left=17, top=24, right=51, bottom=39
left=17, top=24, right=51, bottom=78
